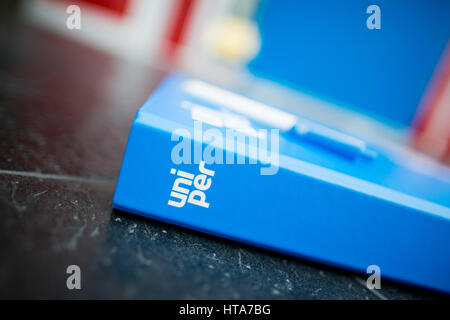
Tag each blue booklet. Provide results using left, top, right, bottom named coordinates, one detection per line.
left=113, top=73, right=450, bottom=293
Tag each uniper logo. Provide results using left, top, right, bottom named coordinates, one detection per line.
left=168, top=161, right=215, bottom=209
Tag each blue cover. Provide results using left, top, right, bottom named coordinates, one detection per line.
left=113, top=73, right=450, bottom=294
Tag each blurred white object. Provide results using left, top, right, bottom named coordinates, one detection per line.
left=205, top=16, right=260, bottom=63
left=23, top=0, right=175, bottom=62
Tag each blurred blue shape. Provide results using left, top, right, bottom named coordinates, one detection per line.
left=249, top=0, right=450, bottom=127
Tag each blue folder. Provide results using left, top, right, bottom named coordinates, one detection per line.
left=113, top=73, right=450, bottom=293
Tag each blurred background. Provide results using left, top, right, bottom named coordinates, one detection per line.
left=0, top=0, right=448, bottom=299
left=14, top=0, right=450, bottom=162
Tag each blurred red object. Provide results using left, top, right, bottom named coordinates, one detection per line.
left=74, top=0, right=130, bottom=16
left=164, top=0, right=196, bottom=59
left=413, top=42, right=450, bottom=164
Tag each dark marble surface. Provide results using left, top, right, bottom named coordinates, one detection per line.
left=0, top=15, right=442, bottom=299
